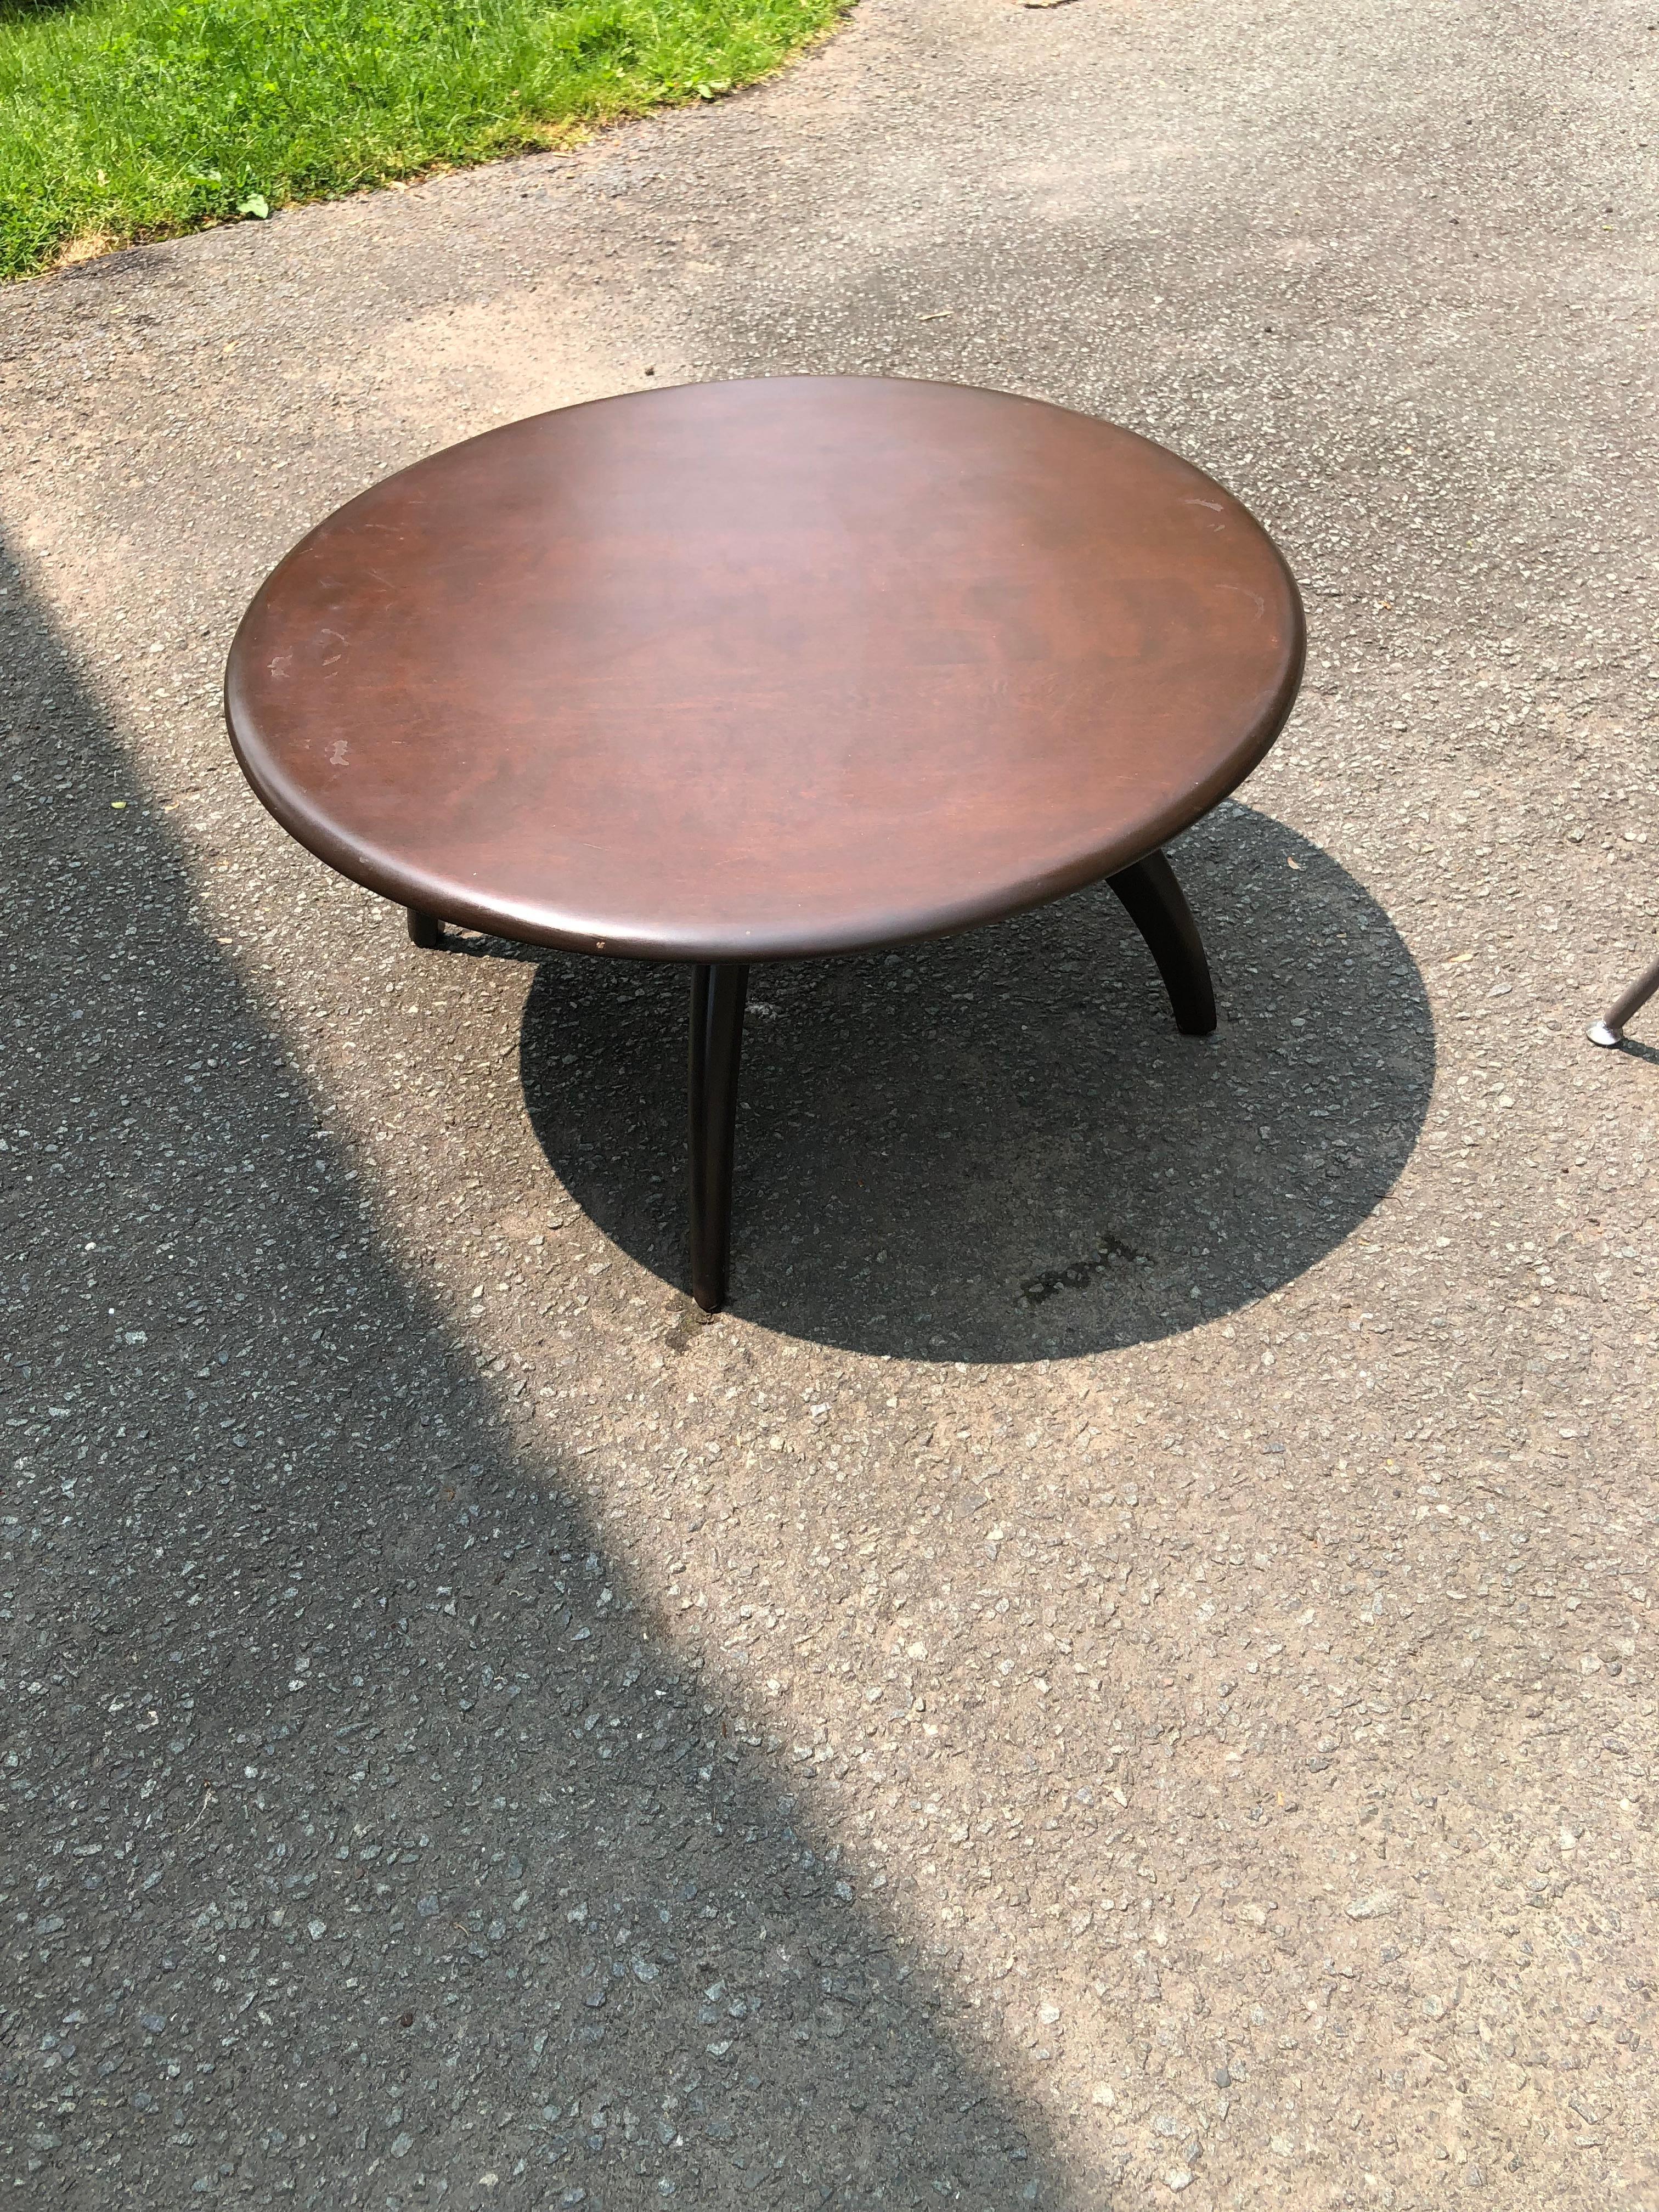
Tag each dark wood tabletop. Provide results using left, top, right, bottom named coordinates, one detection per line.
left=225, top=376, right=1304, bottom=964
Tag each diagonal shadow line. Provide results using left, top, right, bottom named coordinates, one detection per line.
left=0, top=536, right=1077, bottom=2205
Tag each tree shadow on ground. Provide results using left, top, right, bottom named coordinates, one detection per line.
left=0, top=537, right=1069, bottom=2205
left=522, top=803, right=1435, bottom=1360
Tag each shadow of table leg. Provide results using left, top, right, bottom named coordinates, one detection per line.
left=689, top=961, right=749, bottom=1310
left=1108, top=847, right=1217, bottom=1036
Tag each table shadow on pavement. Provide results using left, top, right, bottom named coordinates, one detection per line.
left=522, top=804, right=1434, bottom=1361
left=0, top=538, right=1070, bottom=2208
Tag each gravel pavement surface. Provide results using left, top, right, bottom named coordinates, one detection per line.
left=4, top=1, right=1658, bottom=2205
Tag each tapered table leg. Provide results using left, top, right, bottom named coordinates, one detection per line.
left=407, top=906, right=443, bottom=950
left=689, top=963, right=749, bottom=1311
left=1107, top=849, right=1216, bottom=1036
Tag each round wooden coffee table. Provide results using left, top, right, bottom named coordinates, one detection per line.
left=226, top=376, right=1304, bottom=1311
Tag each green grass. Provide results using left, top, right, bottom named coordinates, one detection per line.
left=0, top=0, right=846, bottom=279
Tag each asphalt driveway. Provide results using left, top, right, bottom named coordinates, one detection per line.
left=2, top=1, right=1657, bottom=2204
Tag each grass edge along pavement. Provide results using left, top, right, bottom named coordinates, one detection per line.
left=0, top=0, right=852, bottom=281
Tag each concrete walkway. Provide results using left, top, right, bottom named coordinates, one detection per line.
left=3, top=1, right=1656, bottom=2204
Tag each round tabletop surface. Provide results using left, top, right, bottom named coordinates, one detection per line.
left=226, top=376, right=1304, bottom=963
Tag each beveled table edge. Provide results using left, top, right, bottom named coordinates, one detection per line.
left=224, top=375, right=1307, bottom=964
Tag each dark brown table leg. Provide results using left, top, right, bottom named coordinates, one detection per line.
left=407, top=906, right=443, bottom=950
left=689, top=962, right=749, bottom=1311
left=1107, top=849, right=1216, bottom=1036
